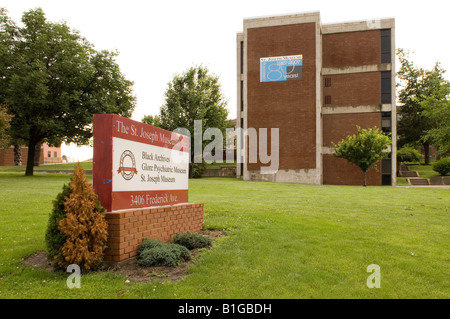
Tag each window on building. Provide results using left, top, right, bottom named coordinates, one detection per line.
left=382, top=158, right=392, bottom=175
left=324, top=95, right=331, bottom=105
left=381, top=29, right=391, bottom=63
left=47, top=151, right=51, bottom=158
left=54, top=151, right=57, bottom=158
left=382, top=173, right=392, bottom=186
left=240, top=41, right=244, bottom=74
left=381, top=71, right=392, bottom=104
left=240, top=80, right=244, bottom=112
left=381, top=111, right=392, bottom=134
left=324, top=77, right=331, bottom=87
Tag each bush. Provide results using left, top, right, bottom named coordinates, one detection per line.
left=137, top=241, right=191, bottom=267
left=57, top=163, right=108, bottom=270
left=138, top=238, right=164, bottom=254
left=397, top=147, right=422, bottom=163
left=172, top=231, right=212, bottom=250
left=191, top=162, right=206, bottom=178
left=432, top=158, right=450, bottom=176
left=45, top=182, right=72, bottom=266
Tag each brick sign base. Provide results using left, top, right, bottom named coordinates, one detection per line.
left=103, top=203, right=204, bottom=263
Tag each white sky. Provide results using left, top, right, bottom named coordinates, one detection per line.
left=2, top=0, right=450, bottom=161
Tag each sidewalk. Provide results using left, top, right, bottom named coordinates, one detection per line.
left=396, top=185, right=450, bottom=189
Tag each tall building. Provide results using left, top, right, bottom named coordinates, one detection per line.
left=236, top=12, right=396, bottom=186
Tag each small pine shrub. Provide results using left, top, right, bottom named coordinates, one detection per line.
left=137, top=242, right=190, bottom=267
left=432, top=158, right=450, bottom=176
left=57, top=163, right=108, bottom=270
left=45, top=182, right=73, bottom=266
left=172, top=231, right=212, bottom=250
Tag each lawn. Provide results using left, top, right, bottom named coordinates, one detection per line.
left=0, top=172, right=449, bottom=299
left=407, top=163, right=440, bottom=179
left=0, top=162, right=92, bottom=173
left=397, top=162, right=443, bottom=185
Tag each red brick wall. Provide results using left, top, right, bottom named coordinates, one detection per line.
left=42, top=144, right=62, bottom=164
left=0, top=148, right=13, bottom=166
left=322, top=30, right=381, bottom=67
left=323, top=113, right=381, bottom=147
left=0, top=146, right=38, bottom=166
left=323, top=72, right=381, bottom=107
left=104, top=203, right=204, bottom=262
left=323, top=154, right=381, bottom=186
left=247, top=23, right=317, bottom=170
left=0, top=144, right=61, bottom=166
left=323, top=113, right=382, bottom=186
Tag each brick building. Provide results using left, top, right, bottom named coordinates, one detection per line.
left=236, top=12, right=396, bottom=185
left=0, top=143, right=62, bottom=166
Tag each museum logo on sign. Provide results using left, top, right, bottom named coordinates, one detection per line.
left=117, top=150, right=138, bottom=180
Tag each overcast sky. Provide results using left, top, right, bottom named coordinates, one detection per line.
left=2, top=0, right=450, bottom=161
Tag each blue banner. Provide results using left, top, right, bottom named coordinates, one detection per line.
left=260, top=55, right=303, bottom=83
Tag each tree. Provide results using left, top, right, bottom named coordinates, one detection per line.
left=418, top=80, right=450, bottom=156
left=0, top=8, right=136, bottom=175
left=0, top=104, right=10, bottom=147
left=397, top=49, right=446, bottom=164
left=149, top=65, right=229, bottom=178
left=333, top=126, right=391, bottom=186
left=141, top=114, right=162, bottom=127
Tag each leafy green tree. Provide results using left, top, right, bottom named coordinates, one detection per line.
left=150, top=65, right=229, bottom=178
left=0, top=8, right=136, bottom=175
left=397, top=49, right=446, bottom=164
left=141, top=114, right=162, bottom=127
left=333, top=126, right=391, bottom=186
left=418, top=80, right=450, bottom=156
left=0, top=104, right=10, bottom=147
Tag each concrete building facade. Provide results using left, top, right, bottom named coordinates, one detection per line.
left=236, top=12, right=396, bottom=186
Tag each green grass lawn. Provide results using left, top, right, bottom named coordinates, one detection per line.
left=397, top=163, right=442, bottom=185
left=0, top=173, right=449, bottom=299
left=204, top=161, right=236, bottom=170
left=0, top=162, right=92, bottom=173
left=407, top=163, right=440, bottom=179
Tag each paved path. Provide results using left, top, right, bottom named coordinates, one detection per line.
left=396, top=185, right=450, bottom=189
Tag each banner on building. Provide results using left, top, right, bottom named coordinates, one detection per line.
left=260, top=55, right=303, bottom=82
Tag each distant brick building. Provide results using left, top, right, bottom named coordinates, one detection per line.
left=0, top=143, right=62, bottom=166
left=236, top=12, right=396, bottom=185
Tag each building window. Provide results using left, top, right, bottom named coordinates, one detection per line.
left=324, top=95, right=331, bottom=105
left=324, top=77, right=331, bottom=87
left=382, top=173, right=392, bottom=186
left=240, top=80, right=244, bottom=112
left=381, top=111, right=392, bottom=134
left=47, top=151, right=51, bottom=158
left=382, top=156, right=392, bottom=186
left=54, top=151, right=57, bottom=158
left=240, top=41, right=244, bottom=74
left=381, top=71, right=392, bottom=104
left=381, top=29, right=391, bottom=64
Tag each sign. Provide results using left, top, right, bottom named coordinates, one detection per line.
left=260, top=55, right=303, bottom=82
left=93, top=114, right=189, bottom=211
